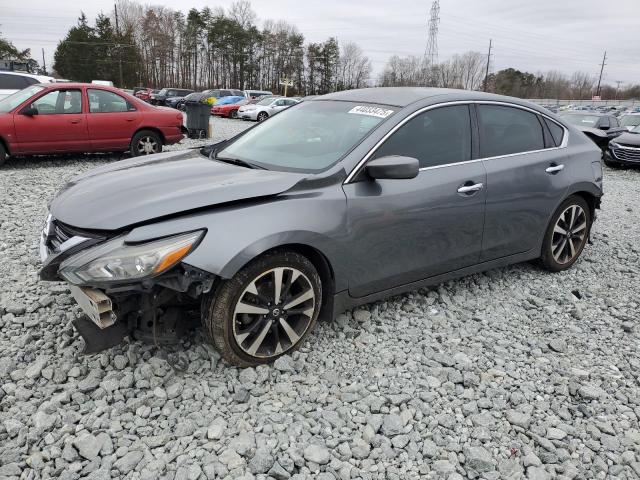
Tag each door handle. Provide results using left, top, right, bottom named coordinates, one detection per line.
left=126, top=118, right=135, bottom=122
left=457, top=183, right=484, bottom=194
left=545, top=164, right=564, bottom=174
left=70, top=119, right=81, bottom=124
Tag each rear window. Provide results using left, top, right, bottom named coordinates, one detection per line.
left=0, top=73, right=30, bottom=89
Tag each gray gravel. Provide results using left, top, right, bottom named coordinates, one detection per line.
left=1, top=117, right=639, bottom=479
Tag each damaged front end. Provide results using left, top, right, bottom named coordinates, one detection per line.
left=39, top=216, right=215, bottom=353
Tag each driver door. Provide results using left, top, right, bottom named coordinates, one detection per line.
left=342, top=104, right=487, bottom=297
left=13, top=88, right=89, bottom=154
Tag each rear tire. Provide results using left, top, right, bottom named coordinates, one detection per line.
left=201, top=250, right=322, bottom=367
left=0, top=143, right=6, bottom=167
left=130, top=130, right=162, bottom=156
left=539, top=195, right=592, bottom=272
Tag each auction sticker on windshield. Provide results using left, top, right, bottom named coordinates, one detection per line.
left=348, top=105, right=394, bottom=119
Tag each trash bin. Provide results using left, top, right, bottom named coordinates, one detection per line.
left=185, top=101, right=211, bottom=139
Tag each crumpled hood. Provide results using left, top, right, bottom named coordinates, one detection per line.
left=50, top=149, right=305, bottom=231
left=613, top=132, right=640, bottom=147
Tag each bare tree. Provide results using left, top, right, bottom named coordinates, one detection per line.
left=337, top=42, right=371, bottom=90
left=570, top=72, right=596, bottom=100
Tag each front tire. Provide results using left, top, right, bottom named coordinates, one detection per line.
left=230, top=109, right=238, bottom=119
left=130, top=130, right=162, bottom=156
left=202, top=250, right=322, bottom=367
left=257, top=112, right=268, bottom=122
left=0, top=143, right=6, bottom=167
left=539, top=196, right=591, bottom=272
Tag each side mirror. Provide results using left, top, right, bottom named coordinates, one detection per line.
left=21, top=105, right=38, bottom=116
left=365, top=156, right=419, bottom=180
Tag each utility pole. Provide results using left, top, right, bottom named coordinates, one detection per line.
left=483, top=39, right=492, bottom=92
left=41, top=48, right=47, bottom=75
left=114, top=3, right=124, bottom=87
left=595, top=51, right=607, bottom=98
left=615, top=80, right=622, bottom=100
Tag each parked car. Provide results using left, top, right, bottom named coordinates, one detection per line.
left=237, top=96, right=299, bottom=122
left=92, top=80, right=114, bottom=87
left=135, top=88, right=159, bottom=102
left=211, top=96, right=247, bottom=118
left=171, top=92, right=216, bottom=111
left=0, top=83, right=184, bottom=165
left=0, top=71, right=55, bottom=101
left=245, top=89, right=273, bottom=99
left=604, top=124, right=640, bottom=168
left=619, top=113, right=640, bottom=131
left=38, top=87, right=602, bottom=365
left=150, top=88, right=194, bottom=106
left=559, top=112, right=626, bottom=150
left=203, top=88, right=245, bottom=99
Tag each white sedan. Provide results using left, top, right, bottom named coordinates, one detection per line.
left=0, top=71, right=55, bottom=101
left=237, top=96, right=300, bottom=122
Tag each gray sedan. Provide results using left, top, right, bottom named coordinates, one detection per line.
left=39, top=87, right=603, bottom=366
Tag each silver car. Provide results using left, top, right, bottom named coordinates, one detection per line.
left=238, top=96, right=299, bottom=122
left=39, top=87, right=603, bottom=366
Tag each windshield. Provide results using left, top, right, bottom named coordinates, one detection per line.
left=156, top=89, right=167, bottom=95
left=217, top=101, right=395, bottom=172
left=620, top=115, right=640, bottom=127
left=0, top=85, right=45, bottom=113
left=631, top=124, right=640, bottom=134
left=257, top=97, right=277, bottom=106
left=561, top=114, right=600, bottom=127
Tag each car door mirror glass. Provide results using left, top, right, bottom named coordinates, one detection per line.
left=21, top=105, right=38, bottom=116
left=365, top=156, right=419, bottom=180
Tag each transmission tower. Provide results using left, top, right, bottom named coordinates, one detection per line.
left=424, top=0, right=440, bottom=67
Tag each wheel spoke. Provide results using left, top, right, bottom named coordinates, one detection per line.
left=273, top=268, right=284, bottom=304
left=568, top=237, right=577, bottom=258
left=283, top=287, right=314, bottom=310
left=246, top=320, right=273, bottom=356
left=279, top=317, right=300, bottom=344
left=553, top=224, right=567, bottom=235
left=553, top=238, right=566, bottom=261
left=235, top=302, right=269, bottom=315
left=573, top=221, right=586, bottom=233
left=245, top=280, right=259, bottom=296
left=569, top=206, right=576, bottom=228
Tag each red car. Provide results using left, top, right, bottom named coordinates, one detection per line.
left=212, top=98, right=249, bottom=119
left=0, top=83, right=184, bottom=165
left=134, top=88, right=158, bottom=102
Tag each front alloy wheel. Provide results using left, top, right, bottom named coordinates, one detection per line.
left=540, top=196, right=591, bottom=271
left=202, top=250, right=322, bottom=366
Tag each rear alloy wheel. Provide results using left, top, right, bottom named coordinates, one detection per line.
left=540, top=196, right=591, bottom=272
left=130, top=130, right=162, bottom=156
left=257, top=112, right=268, bottom=122
left=202, top=250, right=322, bottom=367
left=230, top=109, right=238, bottom=119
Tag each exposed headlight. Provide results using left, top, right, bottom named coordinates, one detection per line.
left=59, top=231, right=204, bottom=285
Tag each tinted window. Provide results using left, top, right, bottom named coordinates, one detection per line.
left=221, top=90, right=232, bottom=96
left=88, top=89, right=135, bottom=113
left=372, top=105, right=471, bottom=168
left=32, top=89, right=82, bottom=114
left=544, top=118, right=564, bottom=147
left=0, top=73, right=29, bottom=89
left=478, top=105, right=544, bottom=157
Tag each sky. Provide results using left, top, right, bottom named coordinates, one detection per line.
left=1, top=0, right=639, bottom=86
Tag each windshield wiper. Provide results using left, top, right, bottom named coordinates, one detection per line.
left=213, top=154, right=266, bottom=170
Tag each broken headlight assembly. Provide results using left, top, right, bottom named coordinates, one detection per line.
left=59, top=230, right=204, bottom=285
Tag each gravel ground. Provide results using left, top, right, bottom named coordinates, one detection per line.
left=0, top=117, right=639, bottom=480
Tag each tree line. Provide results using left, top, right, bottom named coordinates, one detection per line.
left=51, top=0, right=371, bottom=96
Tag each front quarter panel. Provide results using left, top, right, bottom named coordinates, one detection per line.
left=124, top=181, right=350, bottom=291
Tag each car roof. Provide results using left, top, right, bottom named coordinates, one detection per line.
left=1, top=70, right=55, bottom=82
left=561, top=111, right=606, bottom=116
left=315, top=87, right=548, bottom=108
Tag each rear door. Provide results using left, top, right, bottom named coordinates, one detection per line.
left=477, top=103, right=570, bottom=261
left=86, top=88, right=140, bottom=150
left=344, top=104, right=487, bottom=297
left=13, top=88, right=89, bottom=153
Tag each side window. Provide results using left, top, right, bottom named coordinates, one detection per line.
left=88, top=89, right=135, bottom=113
left=0, top=74, right=29, bottom=89
left=285, top=99, right=297, bottom=106
left=610, top=116, right=619, bottom=128
left=599, top=117, right=610, bottom=129
left=31, top=89, right=82, bottom=114
left=477, top=105, right=544, bottom=157
left=221, top=90, right=232, bottom=97
left=543, top=118, right=565, bottom=147
left=274, top=99, right=285, bottom=106
left=210, top=90, right=220, bottom=97
left=372, top=105, right=472, bottom=168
